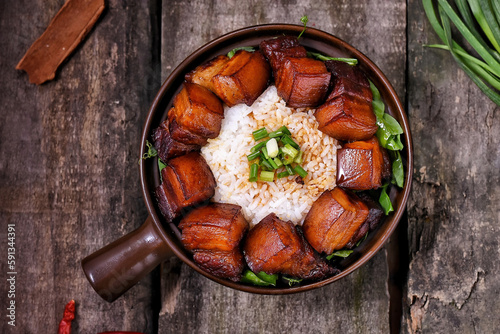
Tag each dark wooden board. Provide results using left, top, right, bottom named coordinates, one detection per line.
left=158, top=1, right=406, bottom=333
left=0, top=0, right=160, bottom=332
left=404, top=0, right=500, bottom=332
left=6, top=0, right=500, bottom=333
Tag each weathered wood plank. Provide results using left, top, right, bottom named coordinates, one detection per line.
left=159, top=1, right=406, bottom=333
left=404, top=0, right=500, bottom=332
left=0, top=1, right=160, bottom=332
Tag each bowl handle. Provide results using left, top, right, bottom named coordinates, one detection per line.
left=81, top=215, right=175, bottom=302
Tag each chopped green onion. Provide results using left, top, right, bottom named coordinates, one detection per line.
left=269, top=125, right=291, bottom=138
left=282, top=154, right=295, bottom=165
left=250, top=140, right=269, bottom=153
left=280, top=134, right=300, bottom=149
left=261, top=146, right=270, bottom=159
left=285, top=164, right=295, bottom=175
left=247, top=151, right=261, bottom=161
left=293, top=165, right=308, bottom=178
left=277, top=171, right=290, bottom=178
left=249, top=163, right=258, bottom=182
left=293, top=150, right=304, bottom=164
left=252, top=127, right=269, bottom=141
left=266, top=138, right=279, bottom=158
left=281, top=144, right=299, bottom=159
left=260, top=159, right=273, bottom=171
left=267, top=158, right=279, bottom=170
left=273, top=157, right=283, bottom=168
left=259, top=170, right=275, bottom=182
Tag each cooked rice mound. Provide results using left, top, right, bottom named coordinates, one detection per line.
left=201, top=86, right=339, bottom=227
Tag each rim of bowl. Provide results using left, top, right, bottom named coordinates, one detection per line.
left=140, top=23, right=413, bottom=294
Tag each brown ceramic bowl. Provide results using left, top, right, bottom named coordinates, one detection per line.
left=82, top=24, right=413, bottom=302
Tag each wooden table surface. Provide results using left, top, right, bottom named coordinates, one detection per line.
left=1, top=0, right=499, bottom=333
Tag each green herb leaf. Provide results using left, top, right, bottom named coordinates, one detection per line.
left=326, top=250, right=354, bottom=260
left=227, top=46, right=255, bottom=58
left=379, top=184, right=394, bottom=215
left=282, top=276, right=303, bottom=286
left=298, top=15, right=309, bottom=39
left=241, top=270, right=277, bottom=286
left=391, top=151, right=404, bottom=188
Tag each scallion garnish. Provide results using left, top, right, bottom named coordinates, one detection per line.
left=247, top=150, right=261, bottom=161
left=252, top=127, right=269, bottom=141
left=277, top=171, right=290, bottom=178
left=259, top=171, right=275, bottom=182
left=249, top=163, right=258, bottom=182
left=247, top=125, right=308, bottom=183
left=293, top=165, right=308, bottom=178
left=281, top=144, right=299, bottom=159
left=251, top=140, right=269, bottom=153
left=280, top=134, right=300, bottom=149
left=266, top=138, right=279, bottom=158
left=267, top=158, right=279, bottom=170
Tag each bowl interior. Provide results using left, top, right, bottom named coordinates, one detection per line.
left=140, top=24, right=413, bottom=294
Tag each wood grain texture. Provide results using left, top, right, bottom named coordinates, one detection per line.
left=0, top=0, right=160, bottom=332
left=159, top=1, right=406, bottom=333
left=404, top=0, right=500, bottom=333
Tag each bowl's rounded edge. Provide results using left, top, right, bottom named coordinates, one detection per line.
left=139, top=24, right=413, bottom=294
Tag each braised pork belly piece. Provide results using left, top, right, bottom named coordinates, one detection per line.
left=325, top=60, right=370, bottom=89
left=275, top=57, right=331, bottom=108
left=315, top=94, right=377, bottom=141
left=303, top=188, right=369, bottom=255
left=168, top=82, right=224, bottom=145
left=344, top=193, right=384, bottom=248
left=315, top=60, right=377, bottom=141
left=185, top=55, right=230, bottom=94
left=152, top=117, right=201, bottom=160
left=243, top=213, right=337, bottom=280
left=154, top=152, right=216, bottom=221
left=337, top=136, right=386, bottom=190
left=212, top=50, right=271, bottom=107
left=259, top=36, right=308, bottom=74
left=178, top=203, right=249, bottom=281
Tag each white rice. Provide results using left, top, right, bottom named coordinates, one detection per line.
left=201, top=86, right=340, bottom=227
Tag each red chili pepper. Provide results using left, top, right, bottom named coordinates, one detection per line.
left=58, top=300, right=75, bottom=334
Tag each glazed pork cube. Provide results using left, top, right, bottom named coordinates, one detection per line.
left=259, top=36, right=308, bottom=74
left=178, top=203, right=249, bottom=281
left=243, top=213, right=337, bottom=280
left=336, top=137, right=386, bottom=190
left=185, top=55, right=230, bottom=93
left=178, top=203, right=249, bottom=252
left=152, top=117, right=201, bottom=160
left=328, top=76, right=373, bottom=102
left=193, top=249, right=246, bottom=281
left=275, top=57, right=331, bottom=108
left=303, top=188, right=369, bottom=255
left=212, top=50, right=271, bottom=107
left=324, top=60, right=370, bottom=88
left=170, top=82, right=224, bottom=143
left=315, top=94, right=377, bottom=141
left=154, top=152, right=215, bottom=221
left=344, top=192, right=385, bottom=249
